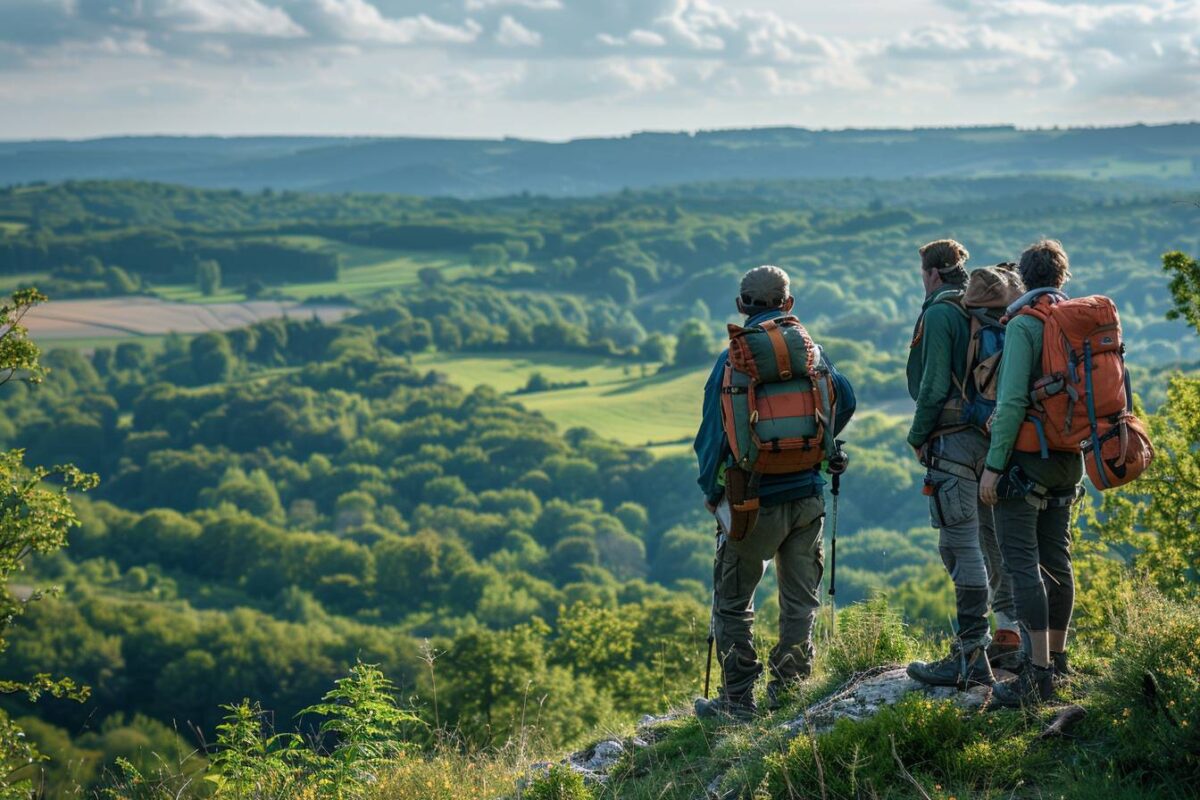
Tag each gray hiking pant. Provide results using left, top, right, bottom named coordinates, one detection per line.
left=712, top=494, right=824, bottom=701
left=926, top=430, right=1015, bottom=649
left=994, top=495, right=1076, bottom=633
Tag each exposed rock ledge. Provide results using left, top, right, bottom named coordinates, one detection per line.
left=785, top=664, right=1010, bottom=735
left=527, top=665, right=1015, bottom=794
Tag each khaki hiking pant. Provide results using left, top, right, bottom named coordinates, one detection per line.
left=926, top=429, right=1016, bottom=650
left=712, top=494, right=824, bottom=701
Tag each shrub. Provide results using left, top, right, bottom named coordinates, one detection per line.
left=823, top=596, right=914, bottom=680
left=525, top=765, right=593, bottom=800
left=1080, top=588, right=1200, bottom=786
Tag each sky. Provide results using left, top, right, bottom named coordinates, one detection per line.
left=0, top=0, right=1197, bottom=140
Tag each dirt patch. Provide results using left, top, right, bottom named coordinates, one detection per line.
left=23, top=297, right=353, bottom=340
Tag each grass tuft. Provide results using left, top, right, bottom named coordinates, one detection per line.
left=822, top=595, right=915, bottom=680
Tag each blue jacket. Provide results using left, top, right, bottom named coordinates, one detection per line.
left=693, top=309, right=857, bottom=506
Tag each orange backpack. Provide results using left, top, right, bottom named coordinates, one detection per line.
left=1011, top=294, right=1153, bottom=489
left=720, top=316, right=838, bottom=476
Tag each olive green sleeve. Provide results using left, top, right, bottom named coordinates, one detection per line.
left=907, top=304, right=957, bottom=448
left=985, top=315, right=1042, bottom=472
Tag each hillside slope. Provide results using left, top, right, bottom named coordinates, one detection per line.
left=2, top=124, right=1197, bottom=197
left=460, top=592, right=1199, bottom=800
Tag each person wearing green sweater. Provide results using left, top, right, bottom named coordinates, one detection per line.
left=980, top=239, right=1084, bottom=707
left=903, top=240, right=1016, bottom=690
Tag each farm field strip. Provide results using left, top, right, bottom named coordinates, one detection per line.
left=412, top=351, right=707, bottom=447
left=25, top=297, right=353, bottom=340
left=285, top=244, right=472, bottom=300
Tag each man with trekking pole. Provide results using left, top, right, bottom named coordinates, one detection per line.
left=904, top=240, right=1024, bottom=690
left=693, top=265, right=856, bottom=720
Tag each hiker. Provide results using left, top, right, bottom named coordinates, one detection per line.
left=693, top=265, right=856, bottom=720
left=979, top=240, right=1085, bottom=706
left=904, top=240, right=1023, bottom=690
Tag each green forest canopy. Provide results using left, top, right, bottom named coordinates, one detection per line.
left=0, top=176, right=1196, bottom=796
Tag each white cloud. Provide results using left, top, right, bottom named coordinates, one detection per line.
left=157, top=0, right=306, bottom=38
left=0, top=0, right=1194, bottom=137
left=465, top=0, right=563, bottom=9
left=495, top=15, right=541, bottom=47
left=293, top=0, right=481, bottom=45
left=628, top=29, right=666, bottom=47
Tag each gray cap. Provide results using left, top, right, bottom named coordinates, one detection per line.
left=739, top=265, right=790, bottom=308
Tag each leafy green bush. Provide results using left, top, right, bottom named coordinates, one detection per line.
left=298, top=662, right=423, bottom=795
left=823, top=596, right=914, bottom=680
left=525, top=765, right=594, bottom=800
left=207, top=662, right=423, bottom=799
left=1080, top=588, right=1200, bottom=785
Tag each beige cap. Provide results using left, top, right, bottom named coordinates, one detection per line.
left=739, top=265, right=790, bottom=308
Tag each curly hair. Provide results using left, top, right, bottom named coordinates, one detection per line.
left=1018, top=239, right=1071, bottom=290
left=919, top=239, right=969, bottom=284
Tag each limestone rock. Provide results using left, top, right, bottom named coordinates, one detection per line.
left=783, top=665, right=1013, bottom=735
left=567, top=739, right=625, bottom=781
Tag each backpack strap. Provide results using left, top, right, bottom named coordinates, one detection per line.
left=910, top=289, right=967, bottom=350
left=813, top=355, right=838, bottom=461
left=1003, top=288, right=1067, bottom=323
left=1082, top=338, right=1109, bottom=488
left=758, top=319, right=793, bottom=381
left=1027, top=416, right=1050, bottom=459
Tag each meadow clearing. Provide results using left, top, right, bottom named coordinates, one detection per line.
left=412, top=351, right=708, bottom=454
left=150, top=239, right=474, bottom=303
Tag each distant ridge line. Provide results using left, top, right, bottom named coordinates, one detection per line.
left=1, top=122, right=1196, bottom=199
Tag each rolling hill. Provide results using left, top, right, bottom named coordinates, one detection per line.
left=2, top=123, right=1197, bottom=198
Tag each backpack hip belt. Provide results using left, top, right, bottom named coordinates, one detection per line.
left=1000, top=466, right=1084, bottom=510
left=1026, top=484, right=1085, bottom=511
left=923, top=452, right=979, bottom=482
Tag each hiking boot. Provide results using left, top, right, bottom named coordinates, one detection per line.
left=765, top=680, right=801, bottom=712
left=694, top=694, right=756, bottom=722
left=987, top=629, right=1024, bottom=672
left=989, top=660, right=1054, bottom=708
left=1051, top=651, right=1071, bottom=686
left=907, top=643, right=995, bottom=688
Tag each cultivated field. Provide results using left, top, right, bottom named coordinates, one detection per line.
left=412, top=351, right=707, bottom=454
left=129, top=243, right=471, bottom=304
left=413, top=351, right=915, bottom=457
left=24, top=297, right=352, bottom=341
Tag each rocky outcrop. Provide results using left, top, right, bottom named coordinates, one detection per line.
left=521, top=711, right=684, bottom=790
left=530, top=667, right=1030, bottom=799
left=783, top=664, right=1011, bottom=735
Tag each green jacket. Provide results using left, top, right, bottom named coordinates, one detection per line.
left=985, top=313, right=1083, bottom=487
left=906, top=286, right=969, bottom=448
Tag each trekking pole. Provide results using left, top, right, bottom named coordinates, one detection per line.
left=827, top=440, right=849, bottom=639
left=704, top=625, right=714, bottom=699
left=704, top=523, right=718, bottom=699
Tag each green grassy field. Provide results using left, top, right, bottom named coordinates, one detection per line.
left=152, top=285, right=251, bottom=303
left=43, top=334, right=172, bottom=354
left=153, top=241, right=472, bottom=303
left=290, top=247, right=471, bottom=300
left=412, top=351, right=706, bottom=454
left=0, top=271, right=50, bottom=294
left=1059, top=158, right=1195, bottom=180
